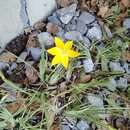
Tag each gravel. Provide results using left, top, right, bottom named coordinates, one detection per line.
left=64, top=31, right=83, bottom=41
left=27, top=47, right=41, bottom=61
left=83, top=58, right=94, bottom=73
left=78, top=11, right=95, bottom=25
left=87, top=94, right=104, bottom=107
left=38, top=32, right=54, bottom=48
left=86, top=25, right=102, bottom=41
left=109, top=62, right=125, bottom=72
left=77, top=120, right=89, bottom=130
left=56, top=3, right=77, bottom=24
left=123, top=18, right=130, bottom=29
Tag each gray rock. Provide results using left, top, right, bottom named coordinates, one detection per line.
left=108, top=78, right=117, bottom=91
left=86, top=25, right=102, bottom=41
left=109, top=62, right=125, bottom=72
left=123, top=18, right=130, bottom=29
left=56, top=4, right=77, bottom=24
left=27, top=47, right=41, bottom=61
left=77, top=120, right=89, bottom=130
left=83, top=59, right=94, bottom=73
left=0, top=0, right=28, bottom=49
left=38, top=32, right=54, bottom=48
left=26, top=0, right=57, bottom=25
left=48, top=15, right=62, bottom=26
left=64, top=31, right=83, bottom=41
left=83, top=37, right=91, bottom=48
left=10, top=62, right=17, bottom=71
left=0, top=62, right=9, bottom=70
left=78, top=12, right=95, bottom=25
left=116, top=77, right=128, bottom=90
left=87, top=94, right=104, bottom=107
left=61, top=125, right=70, bottom=130
left=123, top=63, right=130, bottom=74
left=76, top=20, right=88, bottom=35
left=65, top=23, right=77, bottom=31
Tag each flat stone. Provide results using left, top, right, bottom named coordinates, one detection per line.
left=64, top=31, right=83, bottom=41
left=123, top=18, right=130, bottom=29
left=17, top=52, right=28, bottom=63
left=56, top=3, right=77, bottom=24
left=76, top=20, right=88, bottom=35
left=109, top=62, right=125, bottom=72
left=26, top=0, right=57, bottom=25
left=78, top=11, right=95, bottom=25
left=38, top=32, right=54, bottom=48
left=83, top=59, right=94, bottom=73
left=56, top=27, right=65, bottom=41
left=0, top=62, right=9, bottom=70
left=86, top=25, right=102, bottom=41
left=0, top=0, right=28, bottom=49
left=87, top=94, right=104, bottom=107
left=77, top=120, right=89, bottom=130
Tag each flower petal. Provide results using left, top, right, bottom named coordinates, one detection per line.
left=67, top=50, right=80, bottom=58
left=65, top=40, right=73, bottom=50
left=61, top=55, right=69, bottom=68
left=55, top=37, right=64, bottom=48
left=47, top=47, right=61, bottom=55
left=51, top=55, right=61, bottom=66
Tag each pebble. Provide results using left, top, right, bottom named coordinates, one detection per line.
left=108, top=78, right=117, bottom=91
left=48, top=15, right=62, bottom=26
left=27, top=47, right=41, bottom=61
left=0, top=62, right=9, bottom=70
left=77, top=120, right=89, bottom=130
left=87, top=94, right=104, bottom=107
left=56, top=3, right=77, bottom=24
left=64, top=31, right=83, bottom=41
left=116, top=77, right=128, bottom=90
left=46, top=22, right=59, bottom=34
left=83, top=37, right=91, bottom=48
left=38, top=32, right=54, bottom=48
left=86, top=25, right=102, bottom=41
left=61, top=125, right=70, bottom=130
left=78, top=12, right=95, bottom=25
left=83, top=59, right=94, bottom=73
left=56, top=27, right=65, bottom=40
left=109, top=62, right=125, bottom=72
left=10, top=62, right=17, bottom=71
left=76, top=20, right=88, bottom=35
left=123, top=18, right=130, bottom=29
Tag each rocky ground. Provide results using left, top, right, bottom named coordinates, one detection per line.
left=0, top=0, right=130, bottom=130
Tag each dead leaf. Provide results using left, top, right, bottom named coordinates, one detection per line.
left=57, top=0, right=70, bottom=7
left=120, top=0, right=130, bottom=7
left=6, top=101, right=25, bottom=113
left=26, top=33, right=38, bottom=48
left=34, top=21, right=46, bottom=32
left=0, top=52, right=16, bottom=62
left=24, top=27, right=33, bottom=35
left=122, top=51, right=130, bottom=61
left=97, top=5, right=109, bottom=18
left=50, top=123, right=60, bottom=130
left=25, top=67, right=39, bottom=83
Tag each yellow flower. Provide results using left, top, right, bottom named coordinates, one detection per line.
left=47, top=37, right=80, bottom=68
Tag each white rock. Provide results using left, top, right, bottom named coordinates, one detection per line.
left=87, top=94, right=104, bottom=107
left=83, top=59, right=94, bottom=73
left=77, top=120, right=89, bottom=130
left=26, top=0, right=57, bottom=25
left=0, top=0, right=28, bottom=48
